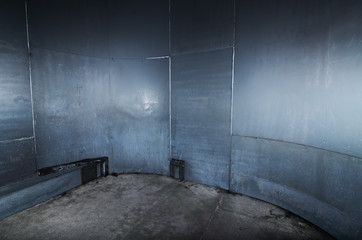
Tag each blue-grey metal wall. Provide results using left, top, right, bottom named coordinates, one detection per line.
left=0, top=0, right=170, bottom=182
left=170, top=0, right=234, bottom=189
left=231, top=1, right=362, bottom=239
left=27, top=0, right=170, bottom=174
left=0, top=0, right=36, bottom=185
left=170, top=0, right=362, bottom=239
left=109, top=58, right=169, bottom=174
left=1, top=0, right=361, bottom=239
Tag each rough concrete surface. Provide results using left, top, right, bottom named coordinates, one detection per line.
left=0, top=174, right=334, bottom=240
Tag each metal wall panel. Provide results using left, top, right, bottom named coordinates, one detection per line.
left=171, top=0, right=234, bottom=55
left=231, top=2, right=362, bottom=238
left=28, top=0, right=109, bottom=58
left=0, top=0, right=33, bottom=140
left=233, top=0, right=362, bottom=158
left=31, top=48, right=112, bottom=168
left=109, top=58, right=170, bottom=175
left=0, top=139, right=36, bottom=186
left=0, top=169, right=81, bottom=220
left=171, top=49, right=232, bottom=189
left=108, top=0, right=169, bottom=58
left=28, top=0, right=170, bottom=171
left=231, top=136, right=362, bottom=240
left=0, top=53, right=32, bottom=140
left=0, top=0, right=35, bottom=186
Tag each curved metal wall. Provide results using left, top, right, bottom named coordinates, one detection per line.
left=171, top=0, right=362, bottom=239
left=231, top=1, right=362, bottom=239
left=0, top=0, right=36, bottom=186
left=1, top=0, right=361, bottom=239
left=28, top=0, right=170, bottom=174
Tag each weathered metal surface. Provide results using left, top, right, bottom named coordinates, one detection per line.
left=108, top=0, right=169, bottom=58
left=0, top=139, right=36, bottom=187
left=0, top=169, right=81, bottom=220
left=171, top=49, right=232, bottom=189
left=109, top=58, right=170, bottom=175
left=28, top=0, right=170, bottom=171
left=0, top=0, right=35, bottom=186
left=171, top=0, right=234, bottom=55
left=81, top=164, right=98, bottom=184
left=28, top=0, right=169, bottom=59
left=231, top=1, right=362, bottom=238
left=28, top=0, right=109, bottom=58
left=1, top=1, right=360, bottom=239
left=0, top=0, right=33, bottom=140
left=169, top=158, right=185, bottom=181
left=37, top=157, right=108, bottom=177
left=233, top=0, right=362, bottom=158
left=231, top=136, right=362, bottom=240
left=31, top=48, right=112, bottom=168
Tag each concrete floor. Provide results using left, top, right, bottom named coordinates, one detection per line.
left=0, top=174, right=334, bottom=240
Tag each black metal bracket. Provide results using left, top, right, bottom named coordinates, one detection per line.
left=38, top=156, right=109, bottom=177
left=170, top=158, right=185, bottom=181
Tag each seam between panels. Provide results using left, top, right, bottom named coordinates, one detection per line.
left=169, top=0, right=172, bottom=164
left=25, top=0, right=38, bottom=171
left=233, top=134, right=362, bottom=161
left=228, top=0, right=236, bottom=191
left=169, top=57, right=172, bottom=163
left=170, top=46, right=233, bottom=57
